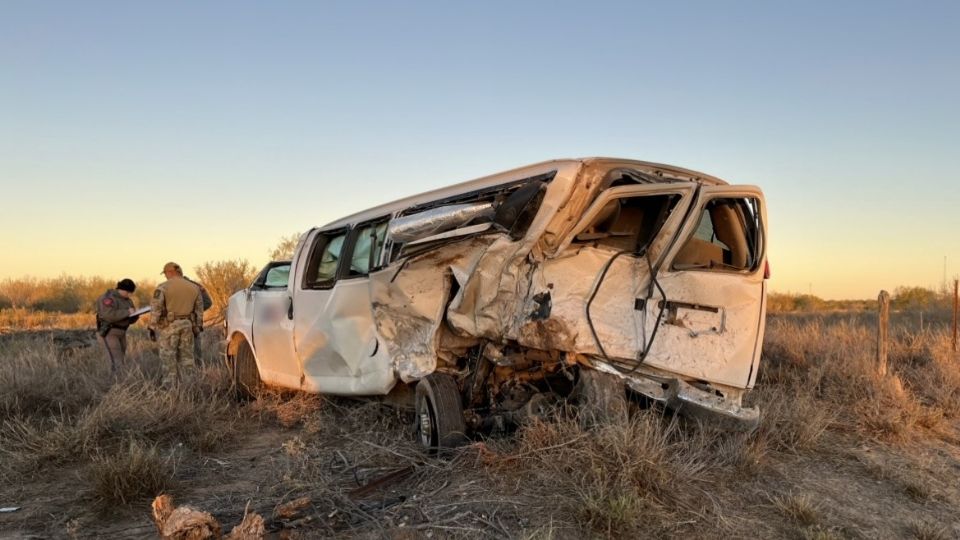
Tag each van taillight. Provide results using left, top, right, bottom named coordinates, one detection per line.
left=764, top=260, right=771, bottom=280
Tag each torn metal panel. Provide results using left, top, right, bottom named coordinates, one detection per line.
left=370, top=237, right=492, bottom=382
left=634, top=271, right=763, bottom=387
left=388, top=202, right=495, bottom=243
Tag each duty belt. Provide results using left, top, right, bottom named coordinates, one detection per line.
left=170, top=314, right=193, bottom=321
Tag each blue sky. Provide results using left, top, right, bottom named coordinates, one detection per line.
left=1, top=1, right=958, bottom=298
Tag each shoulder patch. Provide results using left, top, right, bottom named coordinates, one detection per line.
left=153, top=289, right=162, bottom=299
left=102, top=297, right=114, bottom=307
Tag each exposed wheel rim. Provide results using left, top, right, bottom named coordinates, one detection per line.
left=418, top=401, right=437, bottom=448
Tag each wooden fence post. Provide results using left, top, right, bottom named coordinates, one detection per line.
left=877, top=290, right=890, bottom=376
left=953, top=279, right=958, bottom=353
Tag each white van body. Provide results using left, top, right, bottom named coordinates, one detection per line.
left=226, top=158, right=768, bottom=428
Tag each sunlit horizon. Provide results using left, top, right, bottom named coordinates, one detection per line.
left=2, top=2, right=958, bottom=301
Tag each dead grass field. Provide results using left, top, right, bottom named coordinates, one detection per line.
left=1, top=314, right=959, bottom=539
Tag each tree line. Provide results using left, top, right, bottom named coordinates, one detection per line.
left=0, top=260, right=257, bottom=326
left=768, top=285, right=958, bottom=313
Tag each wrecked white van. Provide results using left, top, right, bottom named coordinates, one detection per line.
left=226, top=158, right=768, bottom=447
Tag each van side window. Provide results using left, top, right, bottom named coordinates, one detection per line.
left=673, top=197, right=762, bottom=272
left=349, top=222, right=388, bottom=276
left=573, top=194, right=679, bottom=254
left=303, top=231, right=347, bottom=288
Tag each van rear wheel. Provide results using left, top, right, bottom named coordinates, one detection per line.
left=231, top=339, right=261, bottom=401
left=415, top=373, right=467, bottom=452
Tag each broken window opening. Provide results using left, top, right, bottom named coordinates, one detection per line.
left=573, top=194, right=680, bottom=254
left=302, top=230, right=348, bottom=289
left=387, top=174, right=553, bottom=260
left=397, top=171, right=556, bottom=217
left=347, top=221, right=389, bottom=277
left=604, top=168, right=688, bottom=188
left=673, top=197, right=762, bottom=272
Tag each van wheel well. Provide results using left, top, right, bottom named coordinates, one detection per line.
left=229, top=336, right=261, bottom=400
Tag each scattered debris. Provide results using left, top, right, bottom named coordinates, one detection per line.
left=348, top=466, right=415, bottom=499
left=226, top=502, right=266, bottom=540
left=152, top=494, right=221, bottom=540
left=151, top=494, right=265, bottom=540
left=273, top=496, right=311, bottom=520
left=0, top=506, right=21, bottom=513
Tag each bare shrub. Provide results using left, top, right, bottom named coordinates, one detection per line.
left=0, top=275, right=156, bottom=316
left=89, top=438, right=175, bottom=504
left=0, top=308, right=94, bottom=330
left=269, top=233, right=301, bottom=261
left=194, top=259, right=257, bottom=325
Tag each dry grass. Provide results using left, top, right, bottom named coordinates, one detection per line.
left=2, top=309, right=960, bottom=537
left=770, top=492, right=820, bottom=526
left=908, top=519, right=952, bottom=540
left=0, top=308, right=94, bottom=330
left=0, top=332, right=239, bottom=500
left=495, top=412, right=732, bottom=536
left=760, top=316, right=960, bottom=443
left=89, top=439, right=176, bottom=504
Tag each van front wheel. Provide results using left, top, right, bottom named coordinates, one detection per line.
left=231, top=339, right=261, bottom=401
left=415, top=373, right=467, bottom=452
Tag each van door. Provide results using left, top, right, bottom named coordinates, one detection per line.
left=248, top=261, right=299, bottom=388
left=641, top=186, right=767, bottom=389
left=292, top=222, right=395, bottom=395
left=542, top=183, right=696, bottom=359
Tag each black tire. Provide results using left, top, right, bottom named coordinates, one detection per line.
left=415, top=373, right=467, bottom=452
left=231, top=339, right=262, bottom=401
left=576, top=369, right=629, bottom=426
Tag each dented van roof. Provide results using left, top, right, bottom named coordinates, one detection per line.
left=322, top=157, right=730, bottom=230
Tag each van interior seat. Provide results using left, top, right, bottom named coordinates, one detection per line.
left=674, top=238, right=724, bottom=268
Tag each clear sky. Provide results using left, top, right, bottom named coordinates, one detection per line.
left=1, top=1, right=958, bottom=299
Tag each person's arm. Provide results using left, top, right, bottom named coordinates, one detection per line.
left=199, top=285, right=213, bottom=311
left=149, top=289, right=165, bottom=330
left=192, top=293, right=204, bottom=334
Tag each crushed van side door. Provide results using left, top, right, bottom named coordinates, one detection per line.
left=525, top=183, right=698, bottom=358
left=640, top=185, right=767, bottom=392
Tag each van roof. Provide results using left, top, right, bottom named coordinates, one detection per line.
left=321, top=157, right=729, bottom=229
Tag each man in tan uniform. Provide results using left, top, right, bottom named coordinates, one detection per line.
left=149, top=262, right=203, bottom=386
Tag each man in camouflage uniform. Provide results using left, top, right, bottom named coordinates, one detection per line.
left=149, top=262, right=203, bottom=387
left=94, top=278, right=139, bottom=373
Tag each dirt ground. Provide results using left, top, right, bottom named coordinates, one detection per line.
left=2, top=320, right=960, bottom=539
left=2, top=402, right=959, bottom=539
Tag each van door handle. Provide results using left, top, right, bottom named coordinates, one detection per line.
left=286, top=297, right=294, bottom=320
